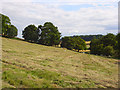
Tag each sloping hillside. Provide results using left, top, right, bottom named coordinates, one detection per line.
left=1, top=37, right=118, bottom=88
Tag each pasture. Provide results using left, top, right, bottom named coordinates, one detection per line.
left=1, top=37, right=118, bottom=88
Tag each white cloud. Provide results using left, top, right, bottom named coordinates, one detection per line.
left=32, top=0, right=119, bottom=3
left=0, top=1, right=118, bottom=38
left=1, top=0, right=32, bottom=2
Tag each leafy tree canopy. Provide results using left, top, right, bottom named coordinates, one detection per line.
left=0, top=13, right=18, bottom=38
left=116, top=33, right=120, bottom=57
left=38, top=22, right=61, bottom=46
left=22, top=24, right=39, bottom=43
left=100, top=33, right=116, bottom=47
left=61, top=36, right=86, bottom=51
left=0, top=13, right=11, bottom=36
left=90, top=33, right=119, bottom=57
left=7, top=25, right=18, bottom=38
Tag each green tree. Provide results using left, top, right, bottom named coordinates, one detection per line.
left=73, top=36, right=86, bottom=51
left=0, top=13, right=18, bottom=38
left=76, top=44, right=84, bottom=52
left=38, top=22, right=61, bottom=46
left=0, top=14, right=11, bottom=36
left=22, top=24, right=39, bottom=43
left=66, top=37, right=75, bottom=50
left=116, top=33, right=120, bottom=57
left=100, top=33, right=116, bottom=48
left=61, top=36, right=86, bottom=51
left=0, top=14, right=2, bottom=35
left=90, top=39, right=101, bottom=54
left=90, top=33, right=118, bottom=57
left=7, top=25, right=18, bottom=38
left=61, top=37, right=70, bottom=48
left=61, top=37, right=75, bottom=50
left=103, top=46, right=114, bottom=56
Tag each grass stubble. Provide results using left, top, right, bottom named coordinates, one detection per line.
left=1, top=37, right=118, bottom=88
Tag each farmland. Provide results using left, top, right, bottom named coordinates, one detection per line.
left=1, top=37, right=118, bottom=88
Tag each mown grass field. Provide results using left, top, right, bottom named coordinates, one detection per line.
left=1, top=37, right=118, bottom=88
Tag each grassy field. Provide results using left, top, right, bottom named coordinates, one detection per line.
left=1, top=37, right=118, bottom=88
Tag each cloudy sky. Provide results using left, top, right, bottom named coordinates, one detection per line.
left=0, top=0, right=119, bottom=38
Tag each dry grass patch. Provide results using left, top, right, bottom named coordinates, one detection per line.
left=1, top=37, right=118, bottom=88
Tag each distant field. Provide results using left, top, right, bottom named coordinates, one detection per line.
left=85, top=41, right=90, bottom=49
left=1, top=37, right=118, bottom=88
left=85, top=41, right=91, bottom=44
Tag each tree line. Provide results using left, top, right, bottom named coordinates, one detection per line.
left=90, top=33, right=120, bottom=58
left=1, top=13, right=120, bottom=58
left=78, top=35, right=103, bottom=41
left=22, top=23, right=61, bottom=46
left=61, top=36, right=86, bottom=52
left=22, top=23, right=87, bottom=51
left=1, top=14, right=86, bottom=50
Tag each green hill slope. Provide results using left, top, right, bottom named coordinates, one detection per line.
left=1, top=37, right=118, bottom=88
